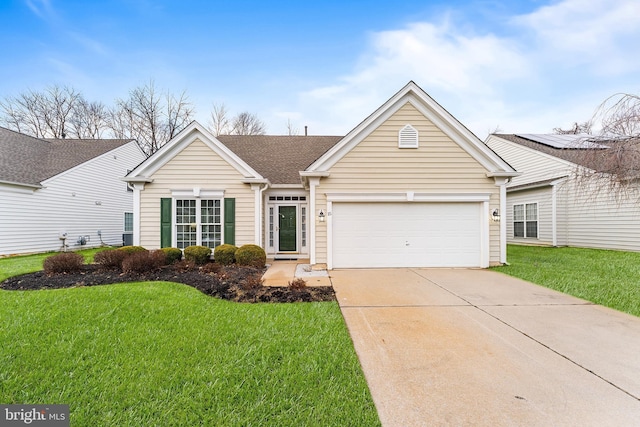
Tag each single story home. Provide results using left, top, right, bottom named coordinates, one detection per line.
left=0, top=126, right=146, bottom=256
left=124, top=81, right=518, bottom=269
left=485, top=133, right=640, bottom=252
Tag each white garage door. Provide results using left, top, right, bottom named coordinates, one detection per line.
left=331, top=202, right=482, bottom=268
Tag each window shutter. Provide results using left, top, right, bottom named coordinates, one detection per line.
left=224, top=198, right=235, bottom=245
left=160, top=198, right=172, bottom=248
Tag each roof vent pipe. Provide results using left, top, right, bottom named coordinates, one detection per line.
left=304, top=126, right=308, bottom=136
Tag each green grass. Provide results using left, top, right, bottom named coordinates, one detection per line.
left=0, top=248, right=105, bottom=282
left=493, top=245, right=640, bottom=317
left=0, top=253, right=380, bottom=426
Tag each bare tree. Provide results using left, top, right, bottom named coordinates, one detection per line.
left=565, top=93, right=640, bottom=201
left=553, top=121, right=592, bottom=135
left=286, top=118, right=299, bottom=136
left=0, top=85, right=82, bottom=138
left=231, top=111, right=266, bottom=135
left=207, top=103, right=230, bottom=136
left=69, top=99, right=109, bottom=139
left=109, top=80, right=194, bottom=155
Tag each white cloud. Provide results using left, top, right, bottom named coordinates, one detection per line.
left=25, top=0, right=55, bottom=20
left=513, top=0, right=640, bottom=74
left=294, top=0, right=640, bottom=139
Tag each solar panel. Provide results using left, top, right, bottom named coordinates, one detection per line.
left=516, top=134, right=609, bottom=149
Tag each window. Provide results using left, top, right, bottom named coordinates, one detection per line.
left=268, top=207, right=274, bottom=247
left=513, top=203, right=538, bottom=238
left=398, top=124, right=418, bottom=148
left=124, top=212, right=133, bottom=233
left=200, top=200, right=222, bottom=249
left=301, top=206, right=307, bottom=247
left=175, top=199, right=222, bottom=249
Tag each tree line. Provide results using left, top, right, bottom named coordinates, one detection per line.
left=0, top=81, right=267, bottom=156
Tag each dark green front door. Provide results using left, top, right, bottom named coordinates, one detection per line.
left=278, top=206, right=296, bottom=251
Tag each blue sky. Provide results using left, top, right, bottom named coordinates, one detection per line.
left=1, top=0, right=639, bottom=138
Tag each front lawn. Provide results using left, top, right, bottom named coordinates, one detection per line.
left=0, top=254, right=380, bottom=426
left=493, top=245, right=640, bottom=317
left=0, top=248, right=103, bottom=282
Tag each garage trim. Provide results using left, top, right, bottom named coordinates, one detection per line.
left=326, top=192, right=491, bottom=269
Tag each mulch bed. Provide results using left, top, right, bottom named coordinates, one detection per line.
left=0, top=264, right=335, bottom=303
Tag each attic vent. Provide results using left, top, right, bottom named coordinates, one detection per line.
left=399, top=124, right=418, bottom=148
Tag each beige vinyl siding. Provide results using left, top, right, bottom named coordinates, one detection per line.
left=139, top=138, right=255, bottom=249
left=561, top=179, right=640, bottom=252
left=315, top=102, right=501, bottom=264
left=486, top=136, right=570, bottom=186
left=506, top=187, right=554, bottom=245
left=0, top=142, right=145, bottom=256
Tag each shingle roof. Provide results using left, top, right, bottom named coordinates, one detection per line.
left=217, top=135, right=343, bottom=184
left=494, top=133, right=640, bottom=178
left=0, top=126, right=134, bottom=187
left=493, top=134, right=598, bottom=167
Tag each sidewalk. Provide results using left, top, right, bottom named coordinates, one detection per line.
left=261, top=259, right=332, bottom=287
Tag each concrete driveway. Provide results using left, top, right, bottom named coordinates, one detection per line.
left=331, top=268, right=640, bottom=427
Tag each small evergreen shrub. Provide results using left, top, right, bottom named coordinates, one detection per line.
left=288, top=277, right=307, bottom=290
left=94, top=249, right=128, bottom=269
left=214, top=244, right=238, bottom=265
left=160, top=247, right=182, bottom=264
left=118, top=245, right=148, bottom=255
left=122, top=250, right=166, bottom=274
left=184, top=245, right=212, bottom=265
left=235, top=244, right=266, bottom=268
left=43, top=252, right=84, bottom=274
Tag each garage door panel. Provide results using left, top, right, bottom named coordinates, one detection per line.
left=332, top=202, right=481, bottom=268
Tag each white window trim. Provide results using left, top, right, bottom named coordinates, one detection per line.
left=173, top=197, right=224, bottom=249
left=398, top=124, right=419, bottom=148
left=513, top=202, right=538, bottom=239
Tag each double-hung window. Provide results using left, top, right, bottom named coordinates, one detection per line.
left=175, top=199, right=221, bottom=249
left=513, top=203, right=538, bottom=238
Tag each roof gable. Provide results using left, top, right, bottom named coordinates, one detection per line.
left=307, top=81, right=517, bottom=176
left=0, top=126, right=135, bottom=187
left=125, top=121, right=264, bottom=182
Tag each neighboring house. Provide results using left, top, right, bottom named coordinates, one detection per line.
left=486, top=133, right=640, bottom=252
left=0, top=126, right=147, bottom=256
left=124, top=81, right=518, bottom=269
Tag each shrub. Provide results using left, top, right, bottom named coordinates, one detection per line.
left=122, top=250, right=166, bottom=274
left=214, top=244, right=238, bottom=265
left=173, top=259, right=197, bottom=272
left=288, top=277, right=307, bottom=290
left=43, top=252, right=84, bottom=274
left=184, top=245, right=212, bottom=265
left=94, top=249, right=128, bottom=269
left=160, top=247, right=182, bottom=264
left=118, top=245, right=148, bottom=255
left=240, top=273, right=264, bottom=290
left=235, top=244, right=266, bottom=268
left=201, top=262, right=221, bottom=274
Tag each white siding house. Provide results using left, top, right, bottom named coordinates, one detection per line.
left=0, top=127, right=146, bottom=256
left=486, top=133, right=640, bottom=252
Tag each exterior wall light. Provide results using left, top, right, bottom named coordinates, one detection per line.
left=318, top=209, right=326, bottom=222
left=491, top=209, right=500, bottom=222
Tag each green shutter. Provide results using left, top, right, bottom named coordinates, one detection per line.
left=224, top=198, right=235, bottom=245
left=160, top=198, right=172, bottom=248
